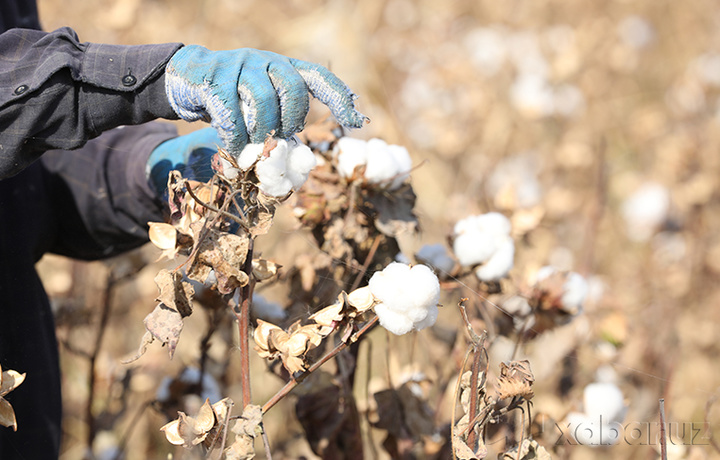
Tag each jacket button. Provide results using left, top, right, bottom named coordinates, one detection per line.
left=13, top=85, right=29, bottom=95
left=122, top=74, right=137, bottom=86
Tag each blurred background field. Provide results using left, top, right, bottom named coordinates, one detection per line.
left=31, top=0, right=720, bottom=458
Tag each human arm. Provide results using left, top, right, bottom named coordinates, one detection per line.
left=0, top=27, right=182, bottom=178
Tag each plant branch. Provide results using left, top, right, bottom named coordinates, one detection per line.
left=262, top=315, right=379, bottom=414
left=87, top=272, right=117, bottom=450
left=236, top=239, right=256, bottom=408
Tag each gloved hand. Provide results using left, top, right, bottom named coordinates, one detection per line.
left=146, top=127, right=221, bottom=195
left=165, top=45, right=368, bottom=157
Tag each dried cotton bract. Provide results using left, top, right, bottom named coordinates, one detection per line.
left=535, top=266, right=589, bottom=314
left=368, top=262, right=440, bottom=335
left=334, top=137, right=412, bottom=190
left=452, top=213, right=515, bottom=281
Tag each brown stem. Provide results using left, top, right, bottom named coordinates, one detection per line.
left=465, top=346, right=484, bottom=450
left=87, top=273, right=116, bottom=449
left=578, top=138, right=606, bottom=276
left=260, top=422, right=273, bottom=460
left=185, top=179, right=246, bottom=228
left=350, top=234, right=382, bottom=292
left=262, top=315, right=379, bottom=413
left=236, top=239, right=256, bottom=408
left=660, top=399, right=667, bottom=460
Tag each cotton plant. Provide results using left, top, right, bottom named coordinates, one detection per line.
left=333, top=136, right=413, bottom=190
left=565, top=382, right=628, bottom=446
left=452, top=212, right=515, bottom=282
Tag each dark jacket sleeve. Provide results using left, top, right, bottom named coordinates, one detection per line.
left=38, top=123, right=178, bottom=259
left=0, top=27, right=183, bottom=178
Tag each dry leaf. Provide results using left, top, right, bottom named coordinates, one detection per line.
left=366, top=185, right=419, bottom=237
left=453, top=434, right=481, bottom=460
left=188, top=229, right=250, bottom=294
left=496, top=360, right=534, bottom=400
left=226, top=404, right=262, bottom=460
left=154, top=269, right=194, bottom=318
left=501, top=439, right=551, bottom=460
left=143, top=303, right=184, bottom=359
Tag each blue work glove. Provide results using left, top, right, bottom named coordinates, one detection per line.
left=147, top=127, right=221, bottom=195
left=164, top=45, right=368, bottom=157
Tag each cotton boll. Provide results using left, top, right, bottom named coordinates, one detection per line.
left=617, top=15, right=655, bottom=50
left=255, top=138, right=317, bottom=197
left=374, top=303, right=415, bottom=335
left=335, top=137, right=368, bottom=178
left=414, top=304, right=439, bottom=331
left=416, top=243, right=455, bottom=275
left=387, top=144, right=413, bottom=189
left=452, top=213, right=513, bottom=267
left=621, top=182, right=670, bottom=242
left=286, top=138, right=317, bottom=188
left=561, top=272, right=588, bottom=312
left=535, top=266, right=588, bottom=313
left=238, top=143, right=264, bottom=170
left=334, top=137, right=413, bottom=190
left=474, top=235, right=515, bottom=281
left=464, top=26, right=508, bottom=77
left=256, top=143, right=294, bottom=197
left=364, top=139, right=397, bottom=185
left=369, top=263, right=441, bottom=335
left=510, top=72, right=554, bottom=118
left=583, top=382, right=626, bottom=425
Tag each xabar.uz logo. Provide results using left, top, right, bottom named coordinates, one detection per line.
left=544, top=417, right=710, bottom=446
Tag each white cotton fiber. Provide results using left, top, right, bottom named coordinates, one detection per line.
left=334, top=137, right=368, bottom=178
left=254, top=137, right=317, bottom=197
left=334, top=137, right=412, bottom=190
left=369, top=263, right=440, bottom=335
left=474, top=235, right=515, bottom=281
left=452, top=213, right=515, bottom=281
left=237, top=143, right=264, bottom=170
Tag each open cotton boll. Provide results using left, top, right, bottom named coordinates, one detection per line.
left=334, top=137, right=368, bottom=178
left=237, top=143, right=264, bottom=170
left=369, top=262, right=440, bottom=335
left=621, top=182, right=670, bottom=242
left=474, top=235, right=515, bottom=281
left=452, top=213, right=512, bottom=267
left=416, top=243, right=455, bottom=275
left=583, top=382, right=627, bottom=425
left=363, top=139, right=413, bottom=190
left=255, top=138, right=317, bottom=197
left=564, top=382, right=626, bottom=447
left=536, top=266, right=588, bottom=313
left=334, top=137, right=412, bottom=190
left=285, top=138, right=317, bottom=188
